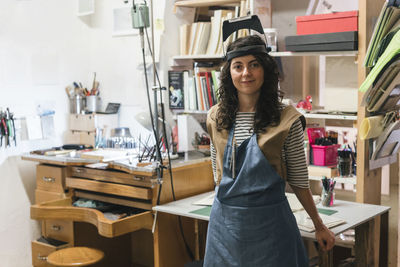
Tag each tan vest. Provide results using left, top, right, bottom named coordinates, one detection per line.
left=207, top=104, right=304, bottom=185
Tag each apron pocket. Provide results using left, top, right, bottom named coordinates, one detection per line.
left=221, top=201, right=284, bottom=243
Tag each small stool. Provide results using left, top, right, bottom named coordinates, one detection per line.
left=47, top=247, right=104, bottom=267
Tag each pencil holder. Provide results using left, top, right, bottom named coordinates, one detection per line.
left=86, top=95, right=102, bottom=112
left=321, top=187, right=335, bottom=207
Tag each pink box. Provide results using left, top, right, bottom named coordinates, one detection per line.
left=312, top=144, right=340, bottom=166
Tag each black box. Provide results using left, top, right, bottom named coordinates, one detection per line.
left=285, top=31, right=358, bottom=52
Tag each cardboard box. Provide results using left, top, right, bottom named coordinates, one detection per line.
left=69, top=114, right=118, bottom=132
left=65, top=130, right=96, bottom=146
left=285, top=31, right=358, bottom=52
left=296, top=11, right=358, bottom=35
left=308, top=165, right=339, bottom=178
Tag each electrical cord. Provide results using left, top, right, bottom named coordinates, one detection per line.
left=142, top=18, right=195, bottom=261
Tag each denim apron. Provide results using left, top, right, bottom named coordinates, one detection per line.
left=203, top=127, right=308, bottom=267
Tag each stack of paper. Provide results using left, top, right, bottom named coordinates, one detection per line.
left=364, top=1, right=400, bottom=68
left=362, top=56, right=400, bottom=112
left=285, top=193, right=321, bottom=212
left=360, top=27, right=400, bottom=93
left=80, top=149, right=136, bottom=162
left=193, top=191, right=215, bottom=206
left=294, top=210, right=346, bottom=232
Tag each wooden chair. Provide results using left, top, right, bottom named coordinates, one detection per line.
left=47, top=247, right=104, bottom=266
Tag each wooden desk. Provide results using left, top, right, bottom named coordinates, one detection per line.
left=23, top=152, right=214, bottom=267
left=154, top=191, right=390, bottom=267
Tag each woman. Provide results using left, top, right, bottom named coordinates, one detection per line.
left=204, top=35, right=335, bottom=266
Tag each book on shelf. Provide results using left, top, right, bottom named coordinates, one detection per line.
left=188, top=22, right=199, bottom=55
left=179, top=24, right=191, bottom=55
left=211, top=70, right=221, bottom=102
left=216, top=10, right=235, bottom=55
left=194, top=22, right=211, bottom=55
left=179, top=7, right=240, bottom=57
left=169, top=62, right=221, bottom=112
left=168, top=71, right=185, bottom=109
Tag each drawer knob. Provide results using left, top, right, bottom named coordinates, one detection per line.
left=75, top=168, right=85, bottom=173
left=42, top=177, right=55, bottom=183
left=37, top=254, right=48, bottom=261
left=51, top=225, right=62, bottom=231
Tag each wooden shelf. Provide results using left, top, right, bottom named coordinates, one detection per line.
left=270, top=51, right=358, bottom=57
left=173, top=54, right=224, bottom=60
left=174, top=0, right=240, bottom=8
left=172, top=51, right=358, bottom=60
left=309, top=175, right=357, bottom=185
left=303, top=113, right=357, bottom=121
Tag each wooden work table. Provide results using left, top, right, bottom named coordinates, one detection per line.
left=23, top=151, right=214, bottom=267
left=154, top=191, right=390, bottom=267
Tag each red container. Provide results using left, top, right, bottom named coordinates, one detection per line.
left=296, top=11, right=358, bottom=35
left=312, top=144, right=340, bottom=166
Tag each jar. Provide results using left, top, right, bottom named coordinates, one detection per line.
left=264, top=28, right=277, bottom=52
left=338, top=157, right=352, bottom=177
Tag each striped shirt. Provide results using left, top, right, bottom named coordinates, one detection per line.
left=211, top=112, right=309, bottom=188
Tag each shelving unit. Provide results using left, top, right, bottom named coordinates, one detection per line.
left=171, top=0, right=382, bottom=204
left=174, top=0, right=240, bottom=8
left=303, top=113, right=357, bottom=121
left=309, top=175, right=357, bottom=185
left=172, top=51, right=357, bottom=61
left=270, top=51, right=358, bottom=57
left=169, top=0, right=390, bottom=265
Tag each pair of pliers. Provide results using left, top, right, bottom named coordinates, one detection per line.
left=0, top=113, right=7, bottom=147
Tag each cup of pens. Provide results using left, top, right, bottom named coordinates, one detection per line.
left=321, top=177, right=335, bottom=207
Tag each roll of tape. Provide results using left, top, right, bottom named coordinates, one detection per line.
left=360, top=115, right=384, bottom=140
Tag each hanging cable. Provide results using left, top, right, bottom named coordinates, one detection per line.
left=142, top=13, right=195, bottom=261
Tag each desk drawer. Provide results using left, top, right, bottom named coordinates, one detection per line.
left=66, top=177, right=152, bottom=200
left=37, top=165, right=66, bottom=192
left=31, top=239, right=69, bottom=267
left=35, top=189, right=68, bottom=204
left=31, top=198, right=153, bottom=238
left=43, top=220, right=74, bottom=244
left=69, top=166, right=156, bottom=187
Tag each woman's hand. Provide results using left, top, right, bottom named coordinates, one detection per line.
left=315, top=224, right=335, bottom=251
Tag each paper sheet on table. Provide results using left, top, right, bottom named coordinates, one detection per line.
left=286, top=193, right=321, bottom=212
left=293, top=210, right=346, bottom=232
left=192, top=192, right=321, bottom=209
left=193, top=191, right=215, bottom=206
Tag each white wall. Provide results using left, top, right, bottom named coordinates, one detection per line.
left=0, top=0, right=169, bottom=266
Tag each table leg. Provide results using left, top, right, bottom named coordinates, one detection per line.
left=355, top=219, right=375, bottom=267
left=194, top=219, right=200, bottom=261
left=318, top=246, right=333, bottom=267
left=379, top=212, right=389, bottom=267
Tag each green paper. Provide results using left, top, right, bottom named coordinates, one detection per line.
left=318, top=208, right=338, bottom=216
left=360, top=29, right=400, bottom=93
left=190, top=206, right=212, bottom=216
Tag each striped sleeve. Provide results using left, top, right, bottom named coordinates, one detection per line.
left=283, top=118, right=310, bottom=188
left=210, top=142, right=218, bottom=184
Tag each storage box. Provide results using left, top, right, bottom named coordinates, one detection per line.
left=285, top=31, right=358, bottom=52
left=308, top=165, right=339, bottom=178
left=65, top=130, right=96, bottom=146
left=312, top=144, right=340, bottom=166
left=296, top=11, right=358, bottom=35
left=68, top=114, right=118, bottom=132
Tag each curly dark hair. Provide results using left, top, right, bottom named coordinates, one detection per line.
left=216, top=35, right=284, bottom=133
